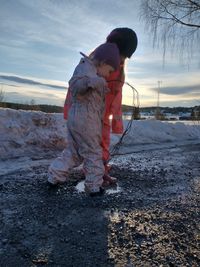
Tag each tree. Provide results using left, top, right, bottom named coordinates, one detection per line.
left=30, top=99, right=40, bottom=111
left=30, top=99, right=36, bottom=106
left=140, top=0, right=200, bottom=63
left=0, top=88, right=5, bottom=103
left=133, top=106, right=141, bottom=120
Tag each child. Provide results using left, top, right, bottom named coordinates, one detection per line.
left=102, top=28, right=138, bottom=185
left=63, top=28, right=138, bottom=187
left=48, top=43, right=120, bottom=196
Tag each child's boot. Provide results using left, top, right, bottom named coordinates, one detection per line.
left=85, top=184, right=105, bottom=197
left=103, top=163, right=117, bottom=187
left=102, top=174, right=117, bottom=187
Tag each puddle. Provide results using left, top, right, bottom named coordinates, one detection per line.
left=75, top=181, right=122, bottom=194
left=106, top=185, right=122, bottom=194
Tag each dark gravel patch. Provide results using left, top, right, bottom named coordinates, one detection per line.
left=0, top=144, right=199, bottom=267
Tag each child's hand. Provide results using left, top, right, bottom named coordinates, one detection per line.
left=88, top=76, right=107, bottom=89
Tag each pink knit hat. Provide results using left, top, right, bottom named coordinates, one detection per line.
left=92, top=43, right=120, bottom=70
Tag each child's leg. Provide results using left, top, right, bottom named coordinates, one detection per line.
left=69, top=111, right=104, bottom=192
left=102, top=120, right=111, bottom=162
left=48, top=129, right=82, bottom=185
left=48, top=148, right=80, bottom=184
left=83, top=148, right=104, bottom=193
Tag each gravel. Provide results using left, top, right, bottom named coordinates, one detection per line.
left=0, top=143, right=199, bottom=267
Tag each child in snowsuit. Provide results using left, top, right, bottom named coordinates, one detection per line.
left=63, top=28, right=138, bottom=187
left=102, top=28, right=138, bottom=183
left=48, top=43, right=120, bottom=195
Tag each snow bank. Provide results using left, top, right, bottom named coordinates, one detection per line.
left=0, top=108, right=200, bottom=159
left=0, top=108, right=67, bottom=159
left=119, top=120, right=200, bottom=145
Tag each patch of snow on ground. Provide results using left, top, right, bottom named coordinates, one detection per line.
left=111, top=120, right=200, bottom=146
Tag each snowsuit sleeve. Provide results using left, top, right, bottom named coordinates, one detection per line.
left=64, top=76, right=89, bottom=120
left=63, top=57, right=106, bottom=120
left=106, top=67, right=125, bottom=134
left=69, top=76, right=90, bottom=96
left=110, top=81, right=124, bottom=134
left=64, top=77, right=91, bottom=120
left=69, top=76, right=106, bottom=97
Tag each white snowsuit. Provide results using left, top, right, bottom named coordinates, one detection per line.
left=48, top=55, right=108, bottom=192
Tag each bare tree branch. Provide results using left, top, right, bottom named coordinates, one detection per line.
left=160, top=2, right=200, bottom=28
left=140, top=0, right=200, bottom=63
left=187, top=0, right=200, bottom=8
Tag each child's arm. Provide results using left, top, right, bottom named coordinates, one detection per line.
left=69, top=76, right=106, bottom=96
left=88, top=76, right=107, bottom=90
left=69, top=76, right=90, bottom=96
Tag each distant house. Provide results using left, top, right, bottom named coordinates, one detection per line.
left=178, top=112, right=191, bottom=120
left=140, top=112, right=155, bottom=120
left=164, top=113, right=179, bottom=120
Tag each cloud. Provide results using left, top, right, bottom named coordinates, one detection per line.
left=2, top=84, right=66, bottom=106
left=0, top=73, right=67, bottom=105
left=0, top=0, right=199, bottom=108
left=1, top=0, right=115, bottom=51
left=0, top=75, right=66, bottom=90
left=150, top=84, right=200, bottom=96
left=0, top=82, right=20, bottom=88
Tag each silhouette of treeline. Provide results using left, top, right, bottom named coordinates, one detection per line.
left=0, top=102, right=63, bottom=113
left=122, top=105, right=194, bottom=114
left=0, top=102, right=133, bottom=113
left=139, top=106, right=193, bottom=114
left=0, top=101, right=197, bottom=116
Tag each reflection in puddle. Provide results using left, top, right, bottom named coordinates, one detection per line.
left=75, top=181, right=85, bottom=192
left=106, top=185, right=122, bottom=194
left=75, top=181, right=122, bottom=194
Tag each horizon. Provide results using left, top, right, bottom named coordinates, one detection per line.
left=0, top=0, right=199, bottom=108
left=1, top=99, right=197, bottom=110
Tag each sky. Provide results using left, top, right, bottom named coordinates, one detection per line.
left=0, top=0, right=199, bottom=108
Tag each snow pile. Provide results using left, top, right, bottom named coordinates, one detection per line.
left=0, top=108, right=67, bottom=159
left=120, top=120, right=200, bottom=145
left=0, top=108, right=200, bottom=159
